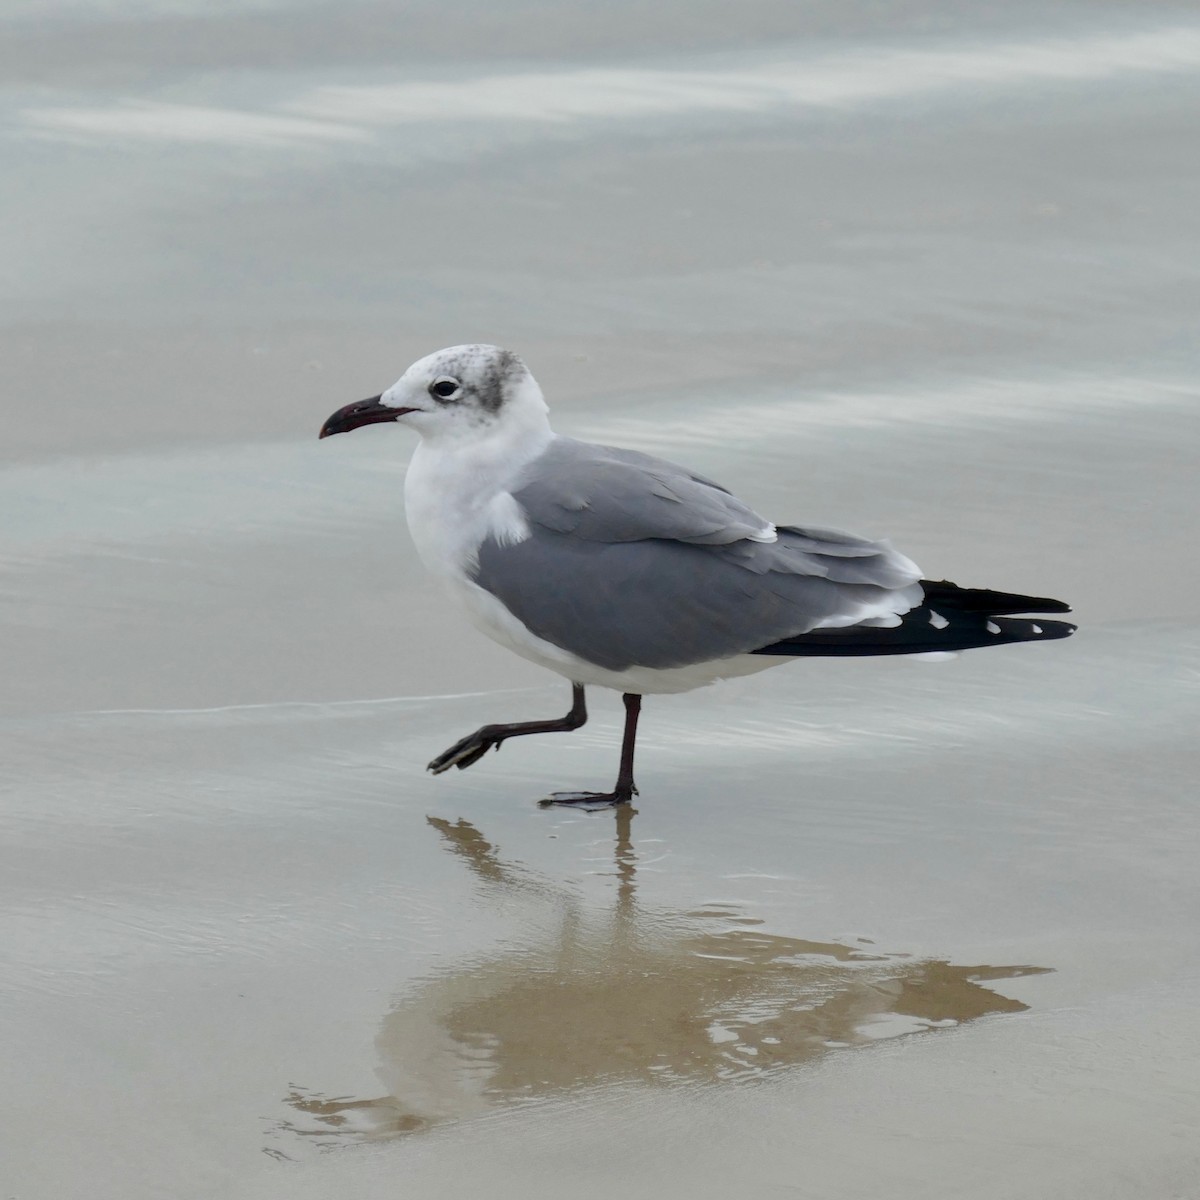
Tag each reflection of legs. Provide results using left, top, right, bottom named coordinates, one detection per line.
left=425, top=816, right=577, bottom=901
left=425, top=817, right=512, bottom=885
left=428, top=684, right=587, bottom=775
left=542, top=693, right=642, bottom=807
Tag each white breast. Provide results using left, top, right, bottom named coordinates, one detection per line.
left=403, top=432, right=543, bottom=579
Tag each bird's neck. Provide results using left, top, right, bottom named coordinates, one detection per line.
left=403, top=415, right=554, bottom=577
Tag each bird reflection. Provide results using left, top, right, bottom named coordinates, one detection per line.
left=281, top=810, right=1048, bottom=1144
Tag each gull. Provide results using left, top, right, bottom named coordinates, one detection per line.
left=320, top=344, right=1075, bottom=807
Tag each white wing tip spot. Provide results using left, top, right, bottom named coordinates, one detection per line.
left=928, top=610, right=949, bottom=630
left=1032, top=623, right=1043, bottom=634
left=986, top=620, right=1001, bottom=634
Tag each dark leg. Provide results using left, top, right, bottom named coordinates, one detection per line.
left=428, top=684, right=587, bottom=775
left=541, top=693, right=642, bottom=808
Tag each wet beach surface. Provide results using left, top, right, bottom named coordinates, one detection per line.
left=2, top=2, right=1200, bottom=1196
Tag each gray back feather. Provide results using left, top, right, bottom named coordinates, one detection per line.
left=511, top=437, right=773, bottom=545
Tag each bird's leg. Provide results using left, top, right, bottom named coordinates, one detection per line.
left=541, top=693, right=642, bottom=808
left=427, top=684, right=587, bottom=775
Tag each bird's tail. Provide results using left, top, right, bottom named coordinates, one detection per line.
left=752, top=578, right=1076, bottom=657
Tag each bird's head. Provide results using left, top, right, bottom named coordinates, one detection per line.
left=319, top=344, right=547, bottom=444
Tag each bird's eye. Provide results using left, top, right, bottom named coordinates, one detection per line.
left=429, top=377, right=462, bottom=401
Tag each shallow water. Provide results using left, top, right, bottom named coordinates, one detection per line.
left=2, top=2, right=1200, bottom=1197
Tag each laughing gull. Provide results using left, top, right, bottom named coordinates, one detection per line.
left=320, top=344, right=1075, bottom=806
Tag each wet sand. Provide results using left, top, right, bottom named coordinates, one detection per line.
left=3, top=2, right=1199, bottom=1197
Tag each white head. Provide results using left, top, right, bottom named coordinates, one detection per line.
left=319, top=344, right=550, bottom=445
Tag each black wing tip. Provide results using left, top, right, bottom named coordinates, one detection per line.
left=1016, top=616, right=1076, bottom=640
left=753, top=613, right=1077, bottom=658
left=1021, top=597, right=1073, bottom=615
left=750, top=579, right=1077, bottom=659
left=920, top=579, right=1073, bottom=615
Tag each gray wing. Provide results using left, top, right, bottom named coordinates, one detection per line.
left=473, top=437, right=922, bottom=672
left=509, top=436, right=775, bottom=545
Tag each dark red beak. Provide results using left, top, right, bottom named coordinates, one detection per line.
left=319, top=395, right=413, bottom=439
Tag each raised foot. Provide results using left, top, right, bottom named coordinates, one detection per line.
left=539, top=786, right=638, bottom=810
left=427, top=729, right=503, bottom=775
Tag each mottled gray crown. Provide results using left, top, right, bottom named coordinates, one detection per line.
left=430, top=345, right=526, bottom=414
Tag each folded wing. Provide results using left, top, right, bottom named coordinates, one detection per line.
left=471, top=438, right=924, bottom=672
